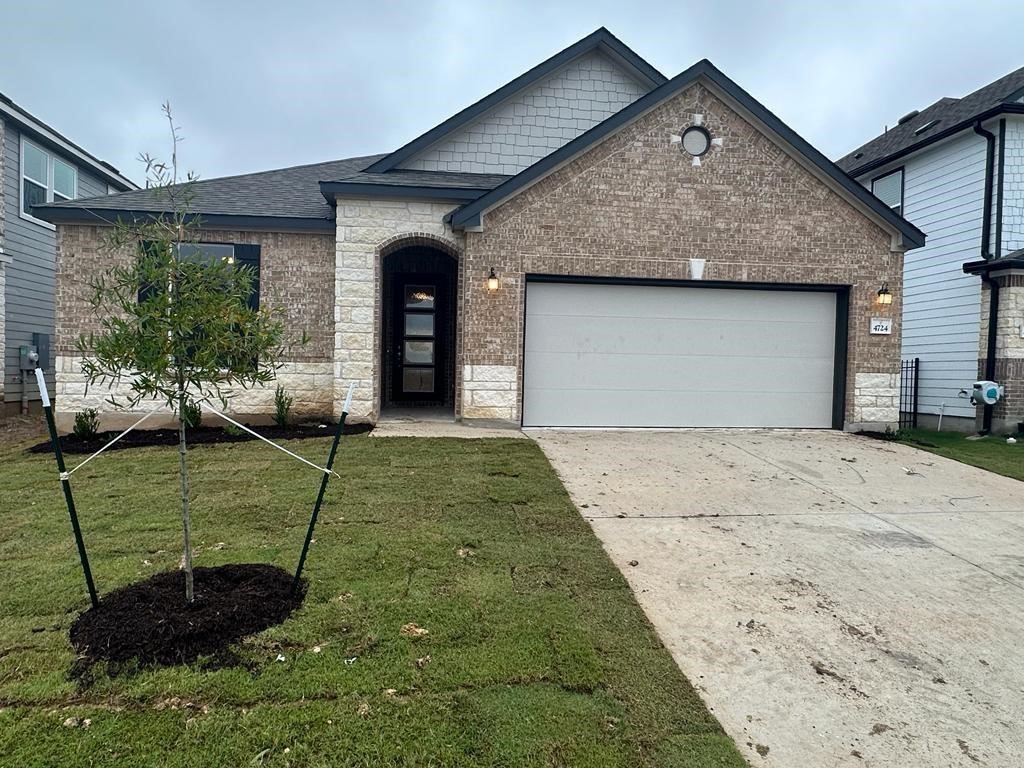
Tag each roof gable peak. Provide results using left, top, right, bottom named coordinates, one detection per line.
left=362, top=28, right=665, bottom=175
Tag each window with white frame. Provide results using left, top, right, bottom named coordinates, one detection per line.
left=21, top=137, right=78, bottom=221
left=871, top=169, right=903, bottom=216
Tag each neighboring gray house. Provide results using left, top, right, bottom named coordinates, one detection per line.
left=838, top=66, right=1024, bottom=432
left=0, top=94, right=136, bottom=415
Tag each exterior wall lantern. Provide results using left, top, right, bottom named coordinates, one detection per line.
left=487, top=268, right=500, bottom=293
left=876, top=282, right=893, bottom=306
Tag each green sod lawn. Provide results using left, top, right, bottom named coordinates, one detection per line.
left=900, top=428, right=1024, bottom=482
left=0, top=431, right=743, bottom=767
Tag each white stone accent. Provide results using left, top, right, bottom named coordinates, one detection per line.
left=399, top=51, right=648, bottom=175
left=852, top=372, right=899, bottom=427
left=334, top=199, right=462, bottom=421
left=978, top=281, right=1024, bottom=362
left=53, top=355, right=332, bottom=428
left=462, top=364, right=518, bottom=421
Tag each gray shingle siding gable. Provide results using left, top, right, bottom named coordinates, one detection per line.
left=397, top=51, right=649, bottom=175
left=2, top=119, right=108, bottom=406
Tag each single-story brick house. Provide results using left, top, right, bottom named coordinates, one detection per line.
left=36, top=28, right=924, bottom=431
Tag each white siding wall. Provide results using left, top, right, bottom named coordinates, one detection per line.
left=881, top=131, right=988, bottom=419
left=398, top=51, right=647, bottom=175
left=1001, top=116, right=1024, bottom=255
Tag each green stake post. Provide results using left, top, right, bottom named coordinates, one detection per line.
left=291, top=382, right=354, bottom=596
left=34, top=368, right=99, bottom=609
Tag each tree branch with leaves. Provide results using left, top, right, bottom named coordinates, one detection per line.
left=78, top=104, right=299, bottom=602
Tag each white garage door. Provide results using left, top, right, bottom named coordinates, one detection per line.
left=523, top=281, right=838, bottom=428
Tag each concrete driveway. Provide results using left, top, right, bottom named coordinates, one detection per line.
left=531, top=429, right=1024, bottom=768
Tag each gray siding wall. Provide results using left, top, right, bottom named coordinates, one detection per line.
left=3, top=119, right=108, bottom=405
left=863, top=131, right=988, bottom=421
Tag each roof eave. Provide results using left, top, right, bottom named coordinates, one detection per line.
left=450, top=61, right=925, bottom=250
left=843, top=104, right=1024, bottom=178
left=0, top=98, right=138, bottom=191
left=963, top=254, right=1024, bottom=275
left=318, top=181, right=488, bottom=204
left=361, top=28, right=665, bottom=175
left=32, top=206, right=336, bottom=233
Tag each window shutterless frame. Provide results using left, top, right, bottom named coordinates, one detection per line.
left=19, top=135, right=78, bottom=228
left=870, top=167, right=904, bottom=217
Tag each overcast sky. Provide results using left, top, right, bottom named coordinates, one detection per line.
left=5, top=1, right=1023, bottom=186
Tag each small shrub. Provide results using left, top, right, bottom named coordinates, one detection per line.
left=224, top=423, right=245, bottom=437
left=274, top=385, right=293, bottom=427
left=180, top=399, right=202, bottom=429
left=72, top=409, right=100, bottom=440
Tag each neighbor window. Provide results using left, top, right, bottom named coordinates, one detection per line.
left=20, top=137, right=78, bottom=222
left=871, top=169, right=903, bottom=216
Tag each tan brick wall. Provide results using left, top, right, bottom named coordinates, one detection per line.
left=53, top=225, right=335, bottom=425
left=461, top=82, right=904, bottom=427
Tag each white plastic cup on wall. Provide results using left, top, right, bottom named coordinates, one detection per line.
left=689, top=258, right=706, bottom=280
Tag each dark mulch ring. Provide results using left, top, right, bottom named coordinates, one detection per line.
left=29, top=420, right=373, bottom=455
left=69, top=564, right=305, bottom=676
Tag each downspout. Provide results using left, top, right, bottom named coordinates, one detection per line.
left=973, top=120, right=997, bottom=433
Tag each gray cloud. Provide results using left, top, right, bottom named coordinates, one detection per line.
left=5, top=0, right=1022, bottom=186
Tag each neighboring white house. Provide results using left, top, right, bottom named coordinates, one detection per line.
left=838, top=66, right=1024, bottom=432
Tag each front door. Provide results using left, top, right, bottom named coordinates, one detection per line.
left=389, top=273, right=447, bottom=403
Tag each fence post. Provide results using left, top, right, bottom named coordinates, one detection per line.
left=912, top=358, right=920, bottom=429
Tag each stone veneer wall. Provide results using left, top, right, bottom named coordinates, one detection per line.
left=333, top=199, right=463, bottom=421
left=53, top=225, right=335, bottom=430
left=978, top=274, right=1024, bottom=432
left=461, top=81, right=904, bottom=429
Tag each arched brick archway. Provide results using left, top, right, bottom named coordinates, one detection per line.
left=373, top=234, right=463, bottom=418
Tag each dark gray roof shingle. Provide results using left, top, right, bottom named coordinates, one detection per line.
left=837, top=65, right=1024, bottom=175
left=331, top=168, right=511, bottom=190
left=35, top=155, right=511, bottom=227
left=40, top=154, right=388, bottom=221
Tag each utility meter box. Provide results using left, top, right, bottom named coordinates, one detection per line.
left=19, top=345, right=39, bottom=371
left=971, top=380, right=1004, bottom=406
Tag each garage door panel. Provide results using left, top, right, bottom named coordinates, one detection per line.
left=528, top=315, right=835, bottom=358
left=523, top=282, right=837, bottom=428
left=524, top=350, right=835, bottom=394
left=523, top=387, right=834, bottom=428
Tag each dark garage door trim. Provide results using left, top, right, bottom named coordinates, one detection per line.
left=521, top=275, right=850, bottom=430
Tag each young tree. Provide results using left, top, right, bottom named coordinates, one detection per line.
left=79, top=105, right=292, bottom=602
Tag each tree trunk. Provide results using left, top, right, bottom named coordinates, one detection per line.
left=177, top=383, right=194, bottom=603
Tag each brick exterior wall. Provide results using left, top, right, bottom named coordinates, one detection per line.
left=460, top=81, right=904, bottom=428
left=978, top=274, right=1024, bottom=432
left=398, top=51, right=648, bottom=175
left=53, top=225, right=335, bottom=429
left=334, top=199, right=464, bottom=421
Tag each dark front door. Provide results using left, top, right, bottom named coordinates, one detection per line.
left=389, top=273, right=448, bottom=403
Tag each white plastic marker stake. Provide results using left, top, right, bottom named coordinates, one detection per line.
left=343, top=381, right=355, bottom=414
left=34, top=368, right=50, bottom=407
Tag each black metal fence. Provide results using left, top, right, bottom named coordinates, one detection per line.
left=899, top=358, right=920, bottom=430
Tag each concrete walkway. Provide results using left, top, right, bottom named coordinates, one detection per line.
left=531, top=429, right=1024, bottom=768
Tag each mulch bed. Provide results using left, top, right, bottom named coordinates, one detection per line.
left=28, top=421, right=373, bottom=455
left=69, top=564, right=305, bottom=673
